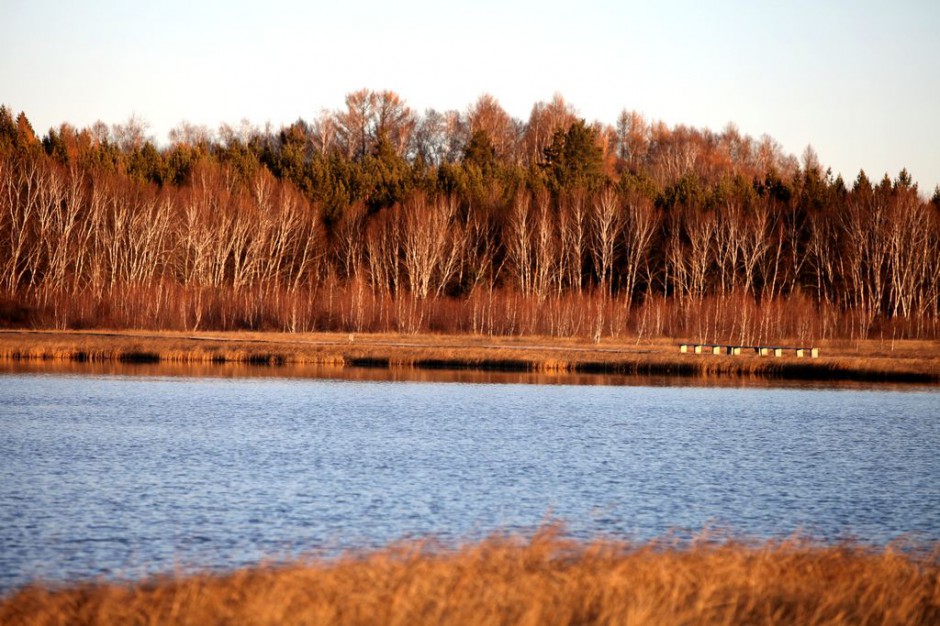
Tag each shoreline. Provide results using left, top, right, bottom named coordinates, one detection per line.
left=1, top=329, right=937, bottom=384
left=2, top=532, right=937, bottom=626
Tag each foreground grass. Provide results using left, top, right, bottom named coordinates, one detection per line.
left=0, top=329, right=938, bottom=383
left=2, top=531, right=938, bottom=626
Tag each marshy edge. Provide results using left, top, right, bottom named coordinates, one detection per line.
left=1, top=330, right=937, bottom=384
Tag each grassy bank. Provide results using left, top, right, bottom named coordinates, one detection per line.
left=0, top=330, right=938, bottom=383
left=2, top=531, right=938, bottom=626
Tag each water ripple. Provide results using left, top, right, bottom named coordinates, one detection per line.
left=1, top=374, right=938, bottom=591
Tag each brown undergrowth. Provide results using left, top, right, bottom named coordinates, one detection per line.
left=0, top=330, right=938, bottom=383
left=2, top=530, right=938, bottom=626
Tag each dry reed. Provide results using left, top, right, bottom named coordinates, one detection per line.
left=1, top=530, right=937, bottom=626
left=1, top=330, right=938, bottom=383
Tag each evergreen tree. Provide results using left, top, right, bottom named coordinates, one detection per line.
left=362, top=131, right=413, bottom=211
left=541, top=119, right=605, bottom=192
left=463, top=129, right=498, bottom=172
left=0, top=106, right=18, bottom=153
left=15, top=111, right=38, bottom=147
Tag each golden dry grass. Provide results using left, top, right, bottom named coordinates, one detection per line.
left=2, top=531, right=938, bottom=626
left=0, top=329, right=937, bottom=383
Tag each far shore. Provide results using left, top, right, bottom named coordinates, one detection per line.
left=0, top=329, right=937, bottom=384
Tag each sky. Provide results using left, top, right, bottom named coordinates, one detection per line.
left=2, top=0, right=939, bottom=193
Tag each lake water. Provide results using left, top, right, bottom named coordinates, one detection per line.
left=1, top=368, right=938, bottom=591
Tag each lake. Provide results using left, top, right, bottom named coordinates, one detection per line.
left=1, top=367, right=938, bottom=591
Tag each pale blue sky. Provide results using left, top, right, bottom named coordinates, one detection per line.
left=2, top=0, right=938, bottom=192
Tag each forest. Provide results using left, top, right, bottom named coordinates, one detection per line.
left=1, top=91, right=938, bottom=342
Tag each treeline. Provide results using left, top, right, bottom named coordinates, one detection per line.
left=1, top=93, right=939, bottom=341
